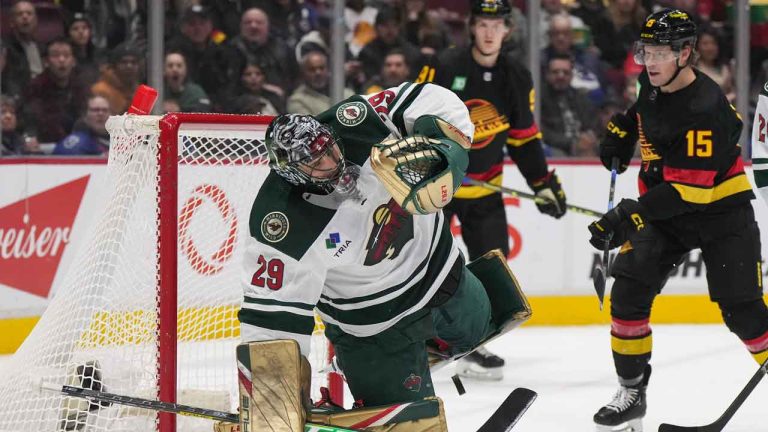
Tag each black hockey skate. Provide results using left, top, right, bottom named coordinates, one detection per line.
left=594, top=366, right=651, bottom=432
left=455, top=346, right=505, bottom=381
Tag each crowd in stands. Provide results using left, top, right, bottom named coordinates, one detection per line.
left=1, top=0, right=767, bottom=157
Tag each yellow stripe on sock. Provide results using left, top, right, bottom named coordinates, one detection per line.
left=612, top=334, right=653, bottom=356
left=753, top=350, right=768, bottom=365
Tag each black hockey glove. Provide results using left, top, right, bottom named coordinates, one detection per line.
left=588, top=199, right=647, bottom=250
left=600, top=113, right=638, bottom=174
left=529, top=170, right=567, bottom=219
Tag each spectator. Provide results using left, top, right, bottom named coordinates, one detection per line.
left=287, top=51, right=354, bottom=115
left=358, top=7, right=421, bottom=82
left=345, top=0, right=378, bottom=57
left=400, top=0, right=449, bottom=53
left=3, top=1, right=44, bottom=98
left=53, top=95, right=111, bottom=156
left=67, top=12, right=103, bottom=87
left=599, top=0, right=646, bottom=69
left=1, top=96, right=29, bottom=156
left=540, top=54, right=599, bottom=156
left=162, top=98, right=182, bottom=113
left=295, top=14, right=365, bottom=92
left=91, top=43, right=142, bottom=114
left=224, top=7, right=299, bottom=95
left=539, top=0, right=587, bottom=49
left=362, top=49, right=412, bottom=94
left=696, top=26, right=735, bottom=102
left=542, top=14, right=606, bottom=105
left=166, top=5, right=229, bottom=98
left=0, top=41, right=20, bottom=97
left=229, top=93, right=274, bottom=115
left=163, top=52, right=211, bottom=112
left=22, top=38, right=89, bottom=145
left=250, top=0, right=318, bottom=48
left=220, top=60, right=284, bottom=116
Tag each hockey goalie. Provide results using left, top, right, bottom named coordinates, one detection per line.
left=227, top=81, right=532, bottom=431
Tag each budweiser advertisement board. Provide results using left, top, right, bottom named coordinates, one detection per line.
left=0, top=161, right=766, bottom=318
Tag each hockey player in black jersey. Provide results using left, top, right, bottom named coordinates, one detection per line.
left=588, top=9, right=768, bottom=432
left=417, top=0, right=567, bottom=381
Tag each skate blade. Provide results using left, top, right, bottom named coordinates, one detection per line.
left=595, top=418, right=642, bottom=432
left=455, top=362, right=504, bottom=381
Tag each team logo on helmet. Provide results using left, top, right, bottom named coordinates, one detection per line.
left=261, top=212, right=289, bottom=243
left=336, top=101, right=368, bottom=127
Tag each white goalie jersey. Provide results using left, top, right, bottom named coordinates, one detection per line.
left=240, top=83, right=474, bottom=357
left=753, top=80, right=768, bottom=204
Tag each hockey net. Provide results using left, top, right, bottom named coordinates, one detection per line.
left=0, top=113, right=342, bottom=432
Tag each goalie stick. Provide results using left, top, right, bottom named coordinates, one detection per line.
left=43, top=383, right=536, bottom=432
left=657, top=357, right=768, bottom=432
left=41, top=383, right=360, bottom=432
left=462, top=177, right=602, bottom=218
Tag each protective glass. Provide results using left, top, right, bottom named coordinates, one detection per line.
left=633, top=42, right=681, bottom=65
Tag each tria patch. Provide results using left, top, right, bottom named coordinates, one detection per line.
left=403, top=373, right=422, bottom=392
left=451, top=76, right=466, bottom=91
left=336, top=101, right=367, bottom=126
left=325, top=232, right=341, bottom=249
left=261, top=212, right=289, bottom=243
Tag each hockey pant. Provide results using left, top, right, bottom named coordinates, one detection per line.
left=608, top=204, right=768, bottom=381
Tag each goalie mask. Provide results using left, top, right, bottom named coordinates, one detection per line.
left=266, top=114, right=345, bottom=193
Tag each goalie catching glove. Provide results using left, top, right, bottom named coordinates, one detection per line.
left=371, top=134, right=469, bottom=215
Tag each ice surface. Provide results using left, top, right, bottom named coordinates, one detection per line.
left=2, top=324, right=764, bottom=431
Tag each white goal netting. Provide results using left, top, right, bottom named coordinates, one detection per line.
left=0, top=113, right=335, bottom=432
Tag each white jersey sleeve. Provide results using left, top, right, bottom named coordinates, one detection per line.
left=752, top=81, right=768, bottom=204
left=239, top=237, right=326, bottom=357
left=364, top=82, right=474, bottom=141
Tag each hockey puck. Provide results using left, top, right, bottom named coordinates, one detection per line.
left=451, top=374, right=466, bottom=395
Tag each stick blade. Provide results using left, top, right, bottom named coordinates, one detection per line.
left=592, top=266, right=606, bottom=309
left=658, top=423, right=709, bottom=432
left=476, top=387, right=537, bottom=432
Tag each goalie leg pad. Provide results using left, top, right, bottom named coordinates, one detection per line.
left=237, top=340, right=311, bottom=432
left=429, top=250, right=531, bottom=370
left=468, top=249, right=532, bottom=333
left=310, top=396, right=448, bottom=432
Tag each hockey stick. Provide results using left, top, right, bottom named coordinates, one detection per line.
left=657, top=357, right=768, bottom=432
left=462, top=177, right=602, bottom=218
left=41, top=383, right=361, bottom=432
left=44, top=383, right=535, bottom=432
left=477, top=387, right=537, bottom=432
left=591, top=157, right=619, bottom=310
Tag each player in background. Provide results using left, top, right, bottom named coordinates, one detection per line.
left=753, top=80, right=768, bottom=204
left=237, top=81, right=530, bottom=430
left=588, top=9, right=768, bottom=432
left=416, top=0, right=567, bottom=381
